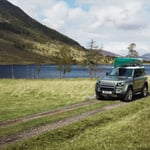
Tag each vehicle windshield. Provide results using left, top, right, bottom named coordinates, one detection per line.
left=108, top=68, right=133, bottom=77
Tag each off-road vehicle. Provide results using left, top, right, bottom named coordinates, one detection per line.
left=95, top=58, right=148, bottom=101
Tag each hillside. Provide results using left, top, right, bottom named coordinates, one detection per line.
left=140, top=53, right=150, bottom=61
left=100, top=49, right=120, bottom=57
left=0, top=0, right=86, bottom=64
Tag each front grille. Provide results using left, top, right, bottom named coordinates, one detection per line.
left=101, top=81, right=115, bottom=86
left=100, top=81, right=115, bottom=92
left=101, top=87, right=114, bottom=91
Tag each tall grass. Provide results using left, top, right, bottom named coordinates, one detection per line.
left=0, top=79, right=96, bottom=121
left=0, top=77, right=149, bottom=121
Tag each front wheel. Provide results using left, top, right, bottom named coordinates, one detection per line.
left=122, top=87, right=133, bottom=102
left=96, top=93, right=105, bottom=100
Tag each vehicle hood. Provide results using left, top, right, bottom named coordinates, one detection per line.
left=101, top=76, right=130, bottom=82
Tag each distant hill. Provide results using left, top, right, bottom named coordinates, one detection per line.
left=100, top=49, right=120, bottom=57
left=140, top=53, right=150, bottom=61
left=0, top=0, right=85, bottom=64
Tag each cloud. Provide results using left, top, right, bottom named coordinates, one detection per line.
left=117, top=19, right=147, bottom=30
left=115, top=1, right=148, bottom=30
left=7, top=0, right=150, bottom=55
left=42, top=1, right=69, bottom=30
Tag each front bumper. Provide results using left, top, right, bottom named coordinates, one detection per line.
left=95, top=83, right=126, bottom=97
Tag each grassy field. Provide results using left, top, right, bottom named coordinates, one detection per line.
left=0, top=78, right=150, bottom=150
left=0, top=79, right=96, bottom=121
left=8, top=96, right=149, bottom=150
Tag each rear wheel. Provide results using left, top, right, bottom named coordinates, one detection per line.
left=141, top=84, right=148, bottom=97
left=123, top=87, right=133, bottom=102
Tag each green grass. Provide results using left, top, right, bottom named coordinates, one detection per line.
left=0, top=78, right=150, bottom=150
left=0, top=79, right=96, bottom=121
left=0, top=101, right=118, bottom=138
left=6, top=96, right=150, bottom=150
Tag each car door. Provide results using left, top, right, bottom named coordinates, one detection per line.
left=133, top=69, right=144, bottom=92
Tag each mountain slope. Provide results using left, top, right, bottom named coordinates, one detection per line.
left=100, top=49, right=121, bottom=57
left=0, top=0, right=85, bottom=64
left=0, top=0, right=81, bottom=46
left=140, top=53, right=150, bottom=61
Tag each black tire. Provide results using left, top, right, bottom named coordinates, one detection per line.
left=122, top=87, right=133, bottom=102
left=96, top=93, right=105, bottom=100
left=141, top=84, right=148, bottom=97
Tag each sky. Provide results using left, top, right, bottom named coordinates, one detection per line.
left=7, top=0, right=150, bottom=56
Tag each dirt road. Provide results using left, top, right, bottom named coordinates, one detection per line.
left=0, top=101, right=127, bottom=147
left=0, top=100, right=99, bottom=128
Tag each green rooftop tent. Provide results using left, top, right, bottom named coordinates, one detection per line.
left=114, top=58, right=143, bottom=67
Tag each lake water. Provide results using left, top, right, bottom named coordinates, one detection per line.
left=0, top=64, right=150, bottom=79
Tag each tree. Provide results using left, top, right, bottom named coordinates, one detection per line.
left=127, top=43, right=138, bottom=58
left=86, top=51, right=99, bottom=78
left=87, top=39, right=97, bottom=50
left=36, top=65, right=41, bottom=79
left=11, top=64, right=15, bottom=79
left=26, top=65, right=29, bottom=79
left=86, top=39, right=99, bottom=78
left=54, top=46, right=74, bottom=78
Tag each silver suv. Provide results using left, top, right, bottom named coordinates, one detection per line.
left=95, top=60, right=148, bottom=102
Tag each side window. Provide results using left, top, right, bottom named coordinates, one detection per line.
left=134, top=69, right=141, bottom=77
left=134, top=68, right=145, bottom=77
left=141, top=68, right=146, bottom=76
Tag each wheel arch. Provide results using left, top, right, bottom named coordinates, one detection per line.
left=127, top=84, right=133, bottom=91
left=122, top=84, right=133, bottom=102
left=144, top=82, right=148, bottom=89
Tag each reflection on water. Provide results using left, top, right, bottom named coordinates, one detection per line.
left=0, top=64, right=150, bottom=79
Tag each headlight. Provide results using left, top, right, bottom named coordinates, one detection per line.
left=96, top=79, right=101, bottom=84
left=98, top=80, right=101, bottom=84
left=116, top=82, right=124, bottom=86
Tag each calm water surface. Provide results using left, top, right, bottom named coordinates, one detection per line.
left=0, top=64, right=150, bottom=79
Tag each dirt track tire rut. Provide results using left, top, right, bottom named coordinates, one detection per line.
left=0, top=102, right=127, bottom=147
left=0, top=100, right=99, bottom=128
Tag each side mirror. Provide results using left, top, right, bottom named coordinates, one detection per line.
left=106, top=72, right=109, bottom=76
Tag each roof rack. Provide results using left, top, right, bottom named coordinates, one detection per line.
left=114, top=58, right=143, bottom=68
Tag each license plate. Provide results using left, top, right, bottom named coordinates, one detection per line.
left=102, top=91, right=112, bottom=94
